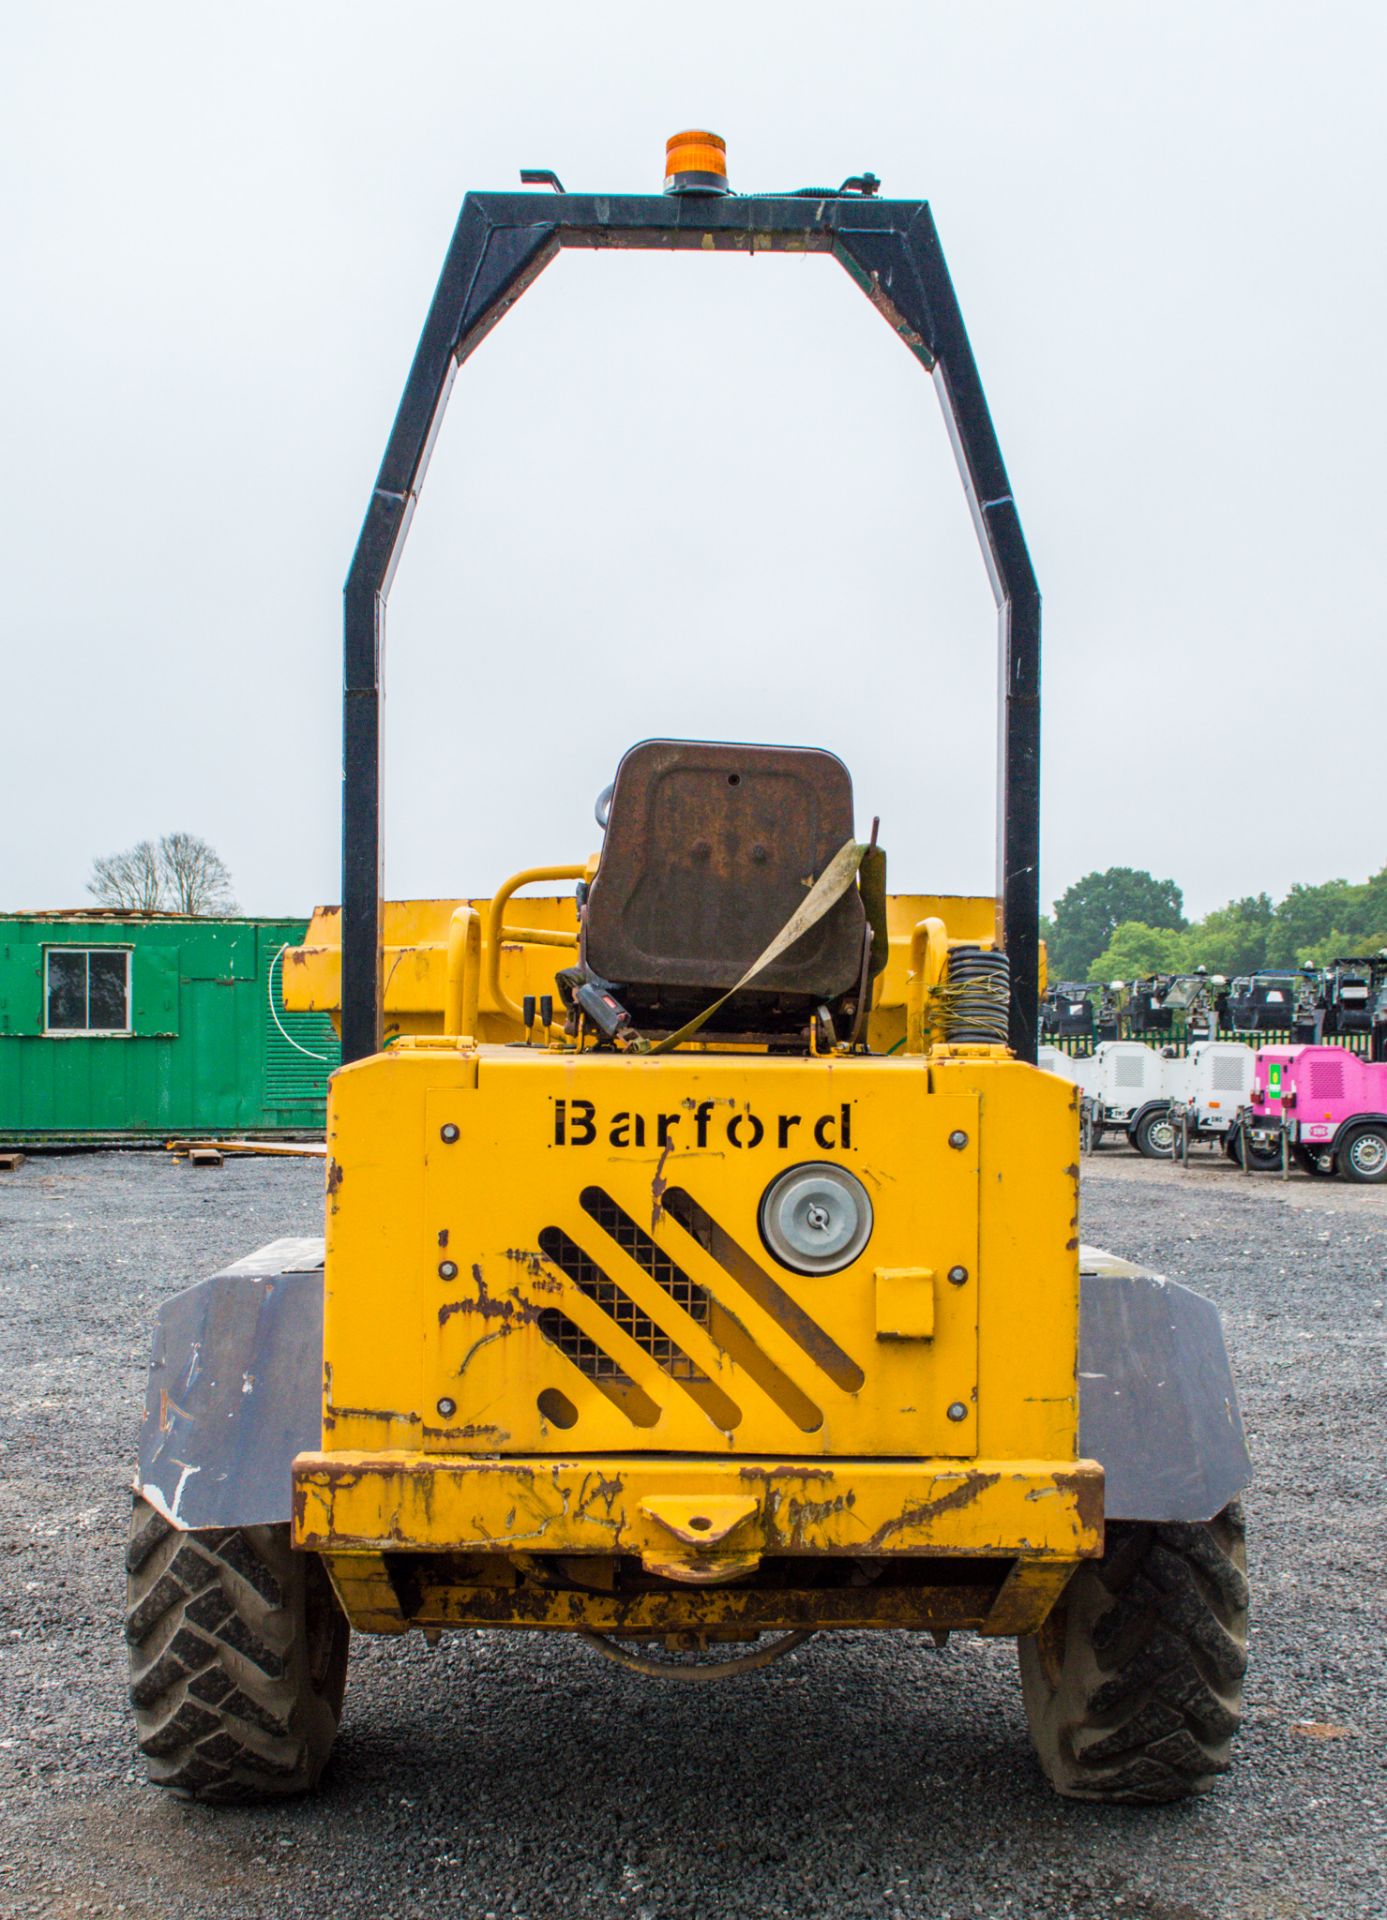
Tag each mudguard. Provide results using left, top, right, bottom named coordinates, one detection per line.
left=135, top=1239, right=324, bottom=1531
left=135, top=1238, right=1251, bottom=1531
left=1079, top=1246, right=1252, bottom=1522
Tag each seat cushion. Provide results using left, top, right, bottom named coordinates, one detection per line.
left=584, top=739, right=864, bottom=1011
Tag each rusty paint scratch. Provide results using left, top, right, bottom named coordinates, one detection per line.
left=650, top=1140, right=674, bottom=1234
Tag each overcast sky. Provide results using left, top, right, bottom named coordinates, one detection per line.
left=3, top=3, right=1384, bottom=924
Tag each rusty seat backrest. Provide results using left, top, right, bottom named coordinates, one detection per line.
left=584, top=739, right=865, bottom=1033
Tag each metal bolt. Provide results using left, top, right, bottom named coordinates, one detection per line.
left=946, top=1401, right=968, bottom=1422
left=948, top=1130, right=969, bottom=1150
left=438, top=1260, right=458, bottom=1280
left=440, top=1123, right=459, bottom=1144
left=947, top=1265, right=968, bottom=1286
left=436, top=1397, right=457, bottom=1418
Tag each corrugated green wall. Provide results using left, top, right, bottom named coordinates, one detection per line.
left=0, top=917, right=339, bottom=1140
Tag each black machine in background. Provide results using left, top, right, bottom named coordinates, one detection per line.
left=1226, top=970, right=1316, bottom=1036
left=1040, top=981, right=1096, bottom=1042
left=1124, top=976, right=1175, bottom=1037
left=1095, top=982, right=1122, bottom=1041
left=1319, top=956, right=1384, bottom=1038
left=1157, top=970, right=1219, bottom=1041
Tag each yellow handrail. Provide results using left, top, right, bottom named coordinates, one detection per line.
left=444, top=905, right=481, bottom=1039
left=906, top=917, right=949, bottom=1054
left=485, top=864, right=585, bottom=1027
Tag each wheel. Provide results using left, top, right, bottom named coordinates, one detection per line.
left=1338, top=1124, right=1387, bottom=1184
left=125, top=1494, right=349, bottom=1802
left=1018, top=1502, right=1248, bottom=1803
left=1229, top=1127, right=1282, bottom=1172
left=1132, top=1108, right=1175, bottom=1160
left=1293, top=1143, right=1337, bottom=1179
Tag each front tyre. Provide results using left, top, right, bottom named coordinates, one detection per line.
left=1018, top=1502, right=1247, bottom=1803
left=1338, top=1124, right=1387, bottom=1184
left=1132, top=1108, right=1175, bottom=1160
left=125, top=1494, right=349, bottom=1802
left=1229, top=1127, right=1282, bottom=1172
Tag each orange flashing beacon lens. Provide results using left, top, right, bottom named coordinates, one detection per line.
left=664, top=129, right=730, bottom=196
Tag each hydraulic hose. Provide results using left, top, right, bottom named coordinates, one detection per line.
left=577, top=1628, right=815, bottom=1682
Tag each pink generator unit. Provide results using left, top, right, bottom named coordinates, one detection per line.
left=1248, top=1044, right=1387, bottom=1182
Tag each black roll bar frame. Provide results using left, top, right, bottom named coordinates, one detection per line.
left=341, top=188, right=1041, bottom=1061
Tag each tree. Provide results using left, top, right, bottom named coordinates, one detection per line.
left=87, top=833, right=237, bottom=915
left=1295, top=929, right=1375, bottom=970
left=1358, top=865, right=1387, bottom=948
left=158, top=832, right=237, bottom=914
left=1186, top=893, right=1275, bottom=977
left=1088, top=921, right=1191, bottom=984
left=1265, top=879, right=1366, bottom=967
left=1048, top=868, right=1186, bottom=980
left=87, top=839, right=164, bottom=911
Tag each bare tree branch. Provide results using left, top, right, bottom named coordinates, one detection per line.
left=87, top=839, right=166, bottom=911
left=86, top=833, right=238, bottom=914
left=158, top=833, right=238, bottom=915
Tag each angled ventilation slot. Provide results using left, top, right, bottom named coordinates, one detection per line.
left=580, top=1187, right=821, bottom=1433
left=532, top=1298, right=661, bottom=1427
left=661, top=1188, right=863, bottom=1395
left=538, top=1224, right=739, bottom=1431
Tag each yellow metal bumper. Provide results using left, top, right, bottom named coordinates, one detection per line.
left=292, top=1451, right=1103, bottom=1562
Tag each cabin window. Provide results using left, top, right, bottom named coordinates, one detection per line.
left=45, top=947, right=132, bottom=1034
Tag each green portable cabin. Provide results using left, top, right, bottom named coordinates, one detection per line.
left=0, top=914, right=339, bottom=1143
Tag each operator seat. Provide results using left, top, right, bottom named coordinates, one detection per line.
left=582, top=739, right=867, bottom=1036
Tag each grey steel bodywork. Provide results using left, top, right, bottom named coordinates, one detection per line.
left=135, top=1239, right=324, bottom=1531
left=136, top=1240, right=1251, bottom=1532
left=1077, top=1246, right=1252, bottom=1523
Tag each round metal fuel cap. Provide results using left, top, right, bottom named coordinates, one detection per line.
left=759, top=1162, right=873, bottom=1275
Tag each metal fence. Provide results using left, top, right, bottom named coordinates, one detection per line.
left=1045, top=1028, right=1375, bottom=1061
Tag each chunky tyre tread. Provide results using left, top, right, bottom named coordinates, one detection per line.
left=125, top=1495, right=349, bottom=1803
left=1132, top=1110, right=1175, bottom=1160
left=1338, top=1125, right=1387, bottom=1184
left=1018, top=1503, right=1247, bottom=1804
left=1230, top=1130, right=1281, bottom=1172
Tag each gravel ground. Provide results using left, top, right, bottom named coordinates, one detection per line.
left=0, top=1148, right=1383, bottom=1920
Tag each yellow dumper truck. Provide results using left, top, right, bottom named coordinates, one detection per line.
left=127, top=136, right=1250, bottom=1806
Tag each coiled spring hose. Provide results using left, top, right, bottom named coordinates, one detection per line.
left=944, top=945, right=1011, bottom=1044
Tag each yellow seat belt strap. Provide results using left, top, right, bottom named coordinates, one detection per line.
left=646, top=837, right=868, bottom=1054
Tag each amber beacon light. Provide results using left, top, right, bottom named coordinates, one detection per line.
left=663, top=129, right=730, bottom=195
